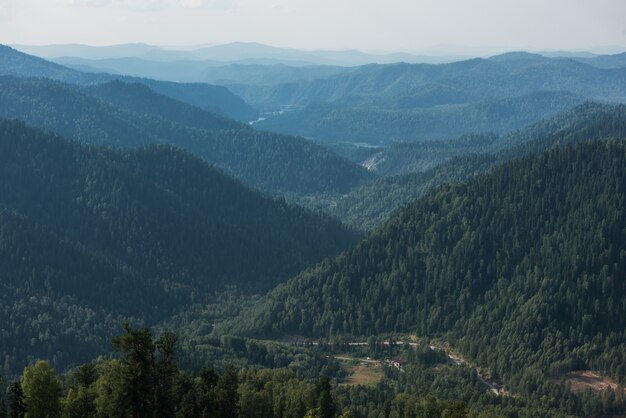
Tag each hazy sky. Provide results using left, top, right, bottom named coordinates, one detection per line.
left=1, top=0, right=626, bottom=53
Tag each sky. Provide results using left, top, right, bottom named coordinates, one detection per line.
left=1, top=0, right=626, bottom=53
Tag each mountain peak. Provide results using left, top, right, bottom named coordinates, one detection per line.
left=488, top=51, right=547, bottom=62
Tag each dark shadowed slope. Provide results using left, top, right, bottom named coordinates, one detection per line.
left=0, top=119, right=360, bottom=373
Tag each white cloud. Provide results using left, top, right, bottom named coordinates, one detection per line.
left=0, top=0, right=14, bottom=20
left=63, top=0, right=231, bottom=10
left=178, top=0, right=201, bottom=6
left=64, top=0, right=110, bottom=6
left=65, top=0, right=171, bottom=11
left=63, top=0, right=111, bottom=6
left=178, top=0, right=232, bottom=10
left=3, top=0, right=626, bottom=52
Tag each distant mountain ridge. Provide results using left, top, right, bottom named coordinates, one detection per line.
left=0, top=76, right=373, bottom=196
left=232, top=55, right=626, bottom=112
left=231, top=52, right=626, bottom=147
left=575, top=51, right=626, bottom=69
left=13, top=42, right=465, bottom=66
left=0, top=44, right=257, bottom=121
left=52, top=56, right=354, bottom=85
left=255, top=91, right=586, bottom=143
left=15, top=42, right=626, bottom=69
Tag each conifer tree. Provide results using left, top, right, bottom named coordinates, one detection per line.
left=216, top=365, right=238, bottom=418
left=316, top=376, right=336, bottom=418
left=8, top=382, right=26, bottom=418
left=111, top=323, right=155, bottom=418
left=154, top=331, right=177, bottom=418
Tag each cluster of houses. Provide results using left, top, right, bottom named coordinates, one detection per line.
left=383, top=357, right=404, bottom=369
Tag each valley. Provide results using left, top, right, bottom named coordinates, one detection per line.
left=1, top=25, right=626, bottom=418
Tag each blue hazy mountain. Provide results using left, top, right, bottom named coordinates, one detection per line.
left=12, top=42, right=163, bottom=60
left=254, top=91, right=586, bottom=144
left=233, top=53, right=626, bottom=145
left=0, top=76, right=372, bottom=196
left=13, top=41, right=463, bottom=66
left=0, top=44, right=257, bottom=121
left=232, top=55, right=626, bottom=111
left=576, top=52, right=626, bottom=69
left=53, top=56, right=353, bottom=85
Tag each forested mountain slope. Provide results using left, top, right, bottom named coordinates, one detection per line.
left=364, top=133, right=498, bottom=177
left=331, top=103, right=626, bottom=229
left=254, top=91, right=585, bottom=143
left=576, top=51, right=626, bottom=69
left=53, top=55, right=353, bottom=85
left=0, top=76, right=373, bottom=195
left=0, top=120, right=359, bottom=373
left=226, top=139, right=626, bottom=392
left=232, top=55, right=626, bottom=110
left=83, top=80, right=243, bottom=131
left=237, top=55, right=626, bottom=145
left=0, top=44, right=257, bottom=121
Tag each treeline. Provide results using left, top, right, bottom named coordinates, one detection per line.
left=225, top=140, right=626, bottom=399
left=0, top=327, right=609, bottom=418
left=0, top=325, right=338, bottom=418
left=0, top=326, right=499, bottom=418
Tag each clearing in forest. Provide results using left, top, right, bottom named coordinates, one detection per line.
left=558, top=371, right=622, bottom=393
left=335, top=356, right=383, bottom=386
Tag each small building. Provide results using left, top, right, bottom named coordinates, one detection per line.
left=390, top=358, right=403, bottom=369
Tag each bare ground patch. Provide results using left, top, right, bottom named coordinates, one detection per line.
left=342, top=364, right=384, bottom=386
left=334, top=356, right=383, bottom=386
left=555, top=371, right=621, bottom=394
